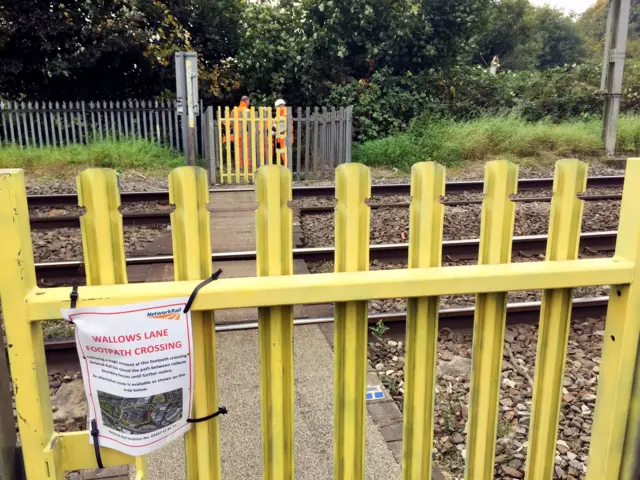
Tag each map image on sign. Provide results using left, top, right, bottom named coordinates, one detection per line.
left=98, top=388, right=183, bottom=434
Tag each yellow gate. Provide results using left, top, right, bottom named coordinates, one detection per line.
left=1, top=159, right=640, bottom=479
left=216, top=106, right=291, bottom=184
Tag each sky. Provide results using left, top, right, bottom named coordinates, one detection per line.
left=529, top=0, right=597, bottom=14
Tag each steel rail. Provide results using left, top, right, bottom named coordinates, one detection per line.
left=215, top=296, right=610, bottom=331
left=34, top=231, right=617, bottom=284
left=29, top=192, right=624, bottom=230
left=30, top=212, right=171, bottom=230
left=299, top=193, right=624, bottom=214
left=26, top=175, right=625, bottom=207
left=43, top=296, right=609, bottom=357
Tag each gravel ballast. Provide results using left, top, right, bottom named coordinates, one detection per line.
left=369, top=317, right=605, bottom=479
left=32, top=225, right=168, bottom=262
left=301, top=200, right=621, bottom=248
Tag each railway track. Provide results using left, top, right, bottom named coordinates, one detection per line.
left=29, top=192, right=623, bottom=230
left=44, top=295, right=609, bottom=371
left=34, top=230, right=617, bottom=284
left=27, top=175, right=625, bottom=207
left=28, top=188, right=625, bottom=232
left=298, top=193, right=623, bottom=214
left=29, top=194, right=622, bottom=230
left=30, top=211, right=172, bottom=229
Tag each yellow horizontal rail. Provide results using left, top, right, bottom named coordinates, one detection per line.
left=27, top=258, right=633, bottom=321
left=44, top=431, right=135, bottom=471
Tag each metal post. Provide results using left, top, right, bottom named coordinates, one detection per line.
left=601, top=0, right=631, bottom=156
left=175, top=52, right=199, bottom=166
left=0, top=170, right=49, bottom=479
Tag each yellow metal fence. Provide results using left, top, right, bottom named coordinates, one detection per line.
left=1, top=159, right=640, bottom=479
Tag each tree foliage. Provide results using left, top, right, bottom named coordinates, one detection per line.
left=476, top=0, right=584, bottom=70
left=578, top=0, right=640, bottom=59
left=234, top=0, right=490, bottom=105
left=0, top=0, right=241, bottom=100
left=5, top=0, right=640, bottom=146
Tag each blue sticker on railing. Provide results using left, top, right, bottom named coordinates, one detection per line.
left=366, top=385, right=384, bottom=401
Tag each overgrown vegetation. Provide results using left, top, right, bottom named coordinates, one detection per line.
left=0, top=140, right=184, bottom=170
left=3, top=0, right=640, bottom=159
left=369, top=319, right=390, bottom=339
left=354, top=115, right=640, bottom=169
left=330, top=62, right=640, bottom=142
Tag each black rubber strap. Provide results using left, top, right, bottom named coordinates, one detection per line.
left=183, top=269, right=223, bottom=314
left=187, top=406, right=228, bottom=423
left=90, top=419, right=104, bottom=469
left=70, top=284, right=79, bottom=309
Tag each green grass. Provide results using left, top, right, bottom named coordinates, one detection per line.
left=353, top=115, right=640, bottom=169
left=0, top=140, right=185, bottom=170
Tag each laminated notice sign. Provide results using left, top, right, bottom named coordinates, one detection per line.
left=62, top=298, right=194, bottom=456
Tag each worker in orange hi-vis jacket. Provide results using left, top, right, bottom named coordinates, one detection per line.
left=236, top=95, right=251, bottom=171
left=223, top=96, right=251, bottom=170
left=272, top=98, right=293, bottom=165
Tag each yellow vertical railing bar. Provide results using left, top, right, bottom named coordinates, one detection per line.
left=465, top=160, right=518, bottom=480
left=588, top=157, right=640, bottom=480
left=0, top=169, right=52, bottom=479
left=622, top=349, right=640, bottom=480
left=43, top=437, right=64, bottom=480
left=267, top=107, right=274, bottom=165
left=255, top=165, right=295, bottom=479
left=224, top=107, right=232, bottom=185
left=525, top=159, right=587, bottom=480
left=257, top=107, right=264, bottom=168
left=243, top=108, right=250, bottom=183
left=77, top=168, right=148, bottom=479
left=217, top=107, right=224, bottom=184
left=169, top=166, right=222, bottom=480
left=233, top=107, right=240, bottom=184
left=77, top=169, right=127, bottom=286
left=402, top=162, right=446, bottom=480
left=135, top=456, right=148, bottom=480
left=334, top=163, right=371, bottom=480
left=250, top=107, right=257, bottom=180
left=261, top=107, right=267, bottom=165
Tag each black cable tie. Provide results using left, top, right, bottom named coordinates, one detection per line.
left=187, top=406, right=228, bottom=423
left=70, top=284, right=79, bottom=309
left=90, top=419, right=104, bottom=469
left=183, top=269, right=223, bottom=314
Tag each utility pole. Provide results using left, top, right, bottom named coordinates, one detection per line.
left=175, top=52, right=199, bottom=166
left=601, top=0, right=631, bottom=157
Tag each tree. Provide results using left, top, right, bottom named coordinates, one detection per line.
left=530, top=6, right=584, bottom=69
left=474, top=1, right=584, bottom=70
left=474, top=0, right=530, bottom=68
left=301, top=0, right=490, bottom=77
left=0, top=0, right=242, bottom=101
left=578, top=0, right=640, bottom=60
left=386, top=0, right=491, bottom=72
left=234, top=2, right=317, bottom=105
left=0, top=0, right=159, bottom=100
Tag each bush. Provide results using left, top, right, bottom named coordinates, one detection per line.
left=326, top=62, right=640, bottom=143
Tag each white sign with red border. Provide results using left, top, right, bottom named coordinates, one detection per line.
left=62, top=298, right=194, bottom=456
